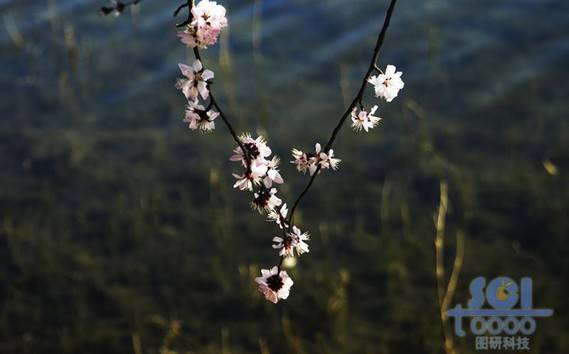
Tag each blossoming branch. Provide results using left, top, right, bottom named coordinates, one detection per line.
left=102, top=0, right=403, bottom=304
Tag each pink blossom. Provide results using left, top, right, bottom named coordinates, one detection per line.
left=252, top=188, right=282, bottom=212
left=351, top=105, right=381, bottom=132
left=177, top=27, right=201, bottom=48
left=175, top=60, right=214, bottom=101
left=192, top=0, right=228, bottom=29
left=267, top=203, right=288, bottom=229
left=178, top=0, right=228, bottom=49
left=232, top=160, right=268, bottom=191
left=291, top=149, right=310, bottom=174
left=230, top=134, right=272, bottom=167
left=291, top=144, right=341, bottom=176
left=263, top=156, right=284, bottom=187
left=184, top=100, right=219, bottom=132
left=315, top=143, right=340, bottom=173
left=255, top=266, right=294, bottom=304
left=272, top=226, right=310, bottom=257
left=192, top=0, right=227, bottom=30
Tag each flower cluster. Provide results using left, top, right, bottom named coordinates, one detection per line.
left=230, top=134, right=284, bottom=192
left=178, top=0, right=228, bottom=49
left=229, top=134, right=314, bottom=303
left=346, top=64, right=404, bottom=134
left=176, top=60, right=219, bottom=132
left=291, top=143, right=341, bottom=176
left=174, top=0, right=306, bottom=304
left=174, top=0, right=228, bottom=132
left=171, top=0, right=404, bottom=305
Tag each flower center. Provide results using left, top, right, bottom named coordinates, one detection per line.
left=194, top=72, right=204, bottom=85
left=267, top=274, right=283, bottom=292
left=197, top=109, right=209, bottom=122
left=253, top=189, right=271, bottom=208
left=244, top=142, right=260, bottom=159
left=283, top=235, right=295, bottom=248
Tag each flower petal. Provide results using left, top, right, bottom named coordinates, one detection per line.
left=202, top=69, right=214, bottom=81
left=193, top=59, right=203, bottom=72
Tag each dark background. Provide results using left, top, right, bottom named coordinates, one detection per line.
left=0, top=0, right=567, bottom=353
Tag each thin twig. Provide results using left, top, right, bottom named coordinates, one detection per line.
left=192, top=42, right=247, bottom=158
left=176, top=0, right=194, bottom=27
left=174, top=2, right=189, bottom=17
left=286, top=0, right=399, bottom=227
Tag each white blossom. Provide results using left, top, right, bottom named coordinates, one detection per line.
left=252, top=188, right=282, bottom=213
left=291, top=143, right=341, bottom=176
left=175, top=60, right=214, bottom=101
left=230, top=134, right=272, bottom=167
left=183, top=100, right=219, bottom=132
left=368, top=64, right=404, bottom=102
left=291, top=148, right=310, bottom=174
left=267, top=203, right=288, bottom=229
left=263, top=156, right=284, bottom=187
left=255, top=266, right=294, bottom=304
left=315, top=143, right=340, bottom=172
left=178, top=0, right=228, bottom=49
left=192, top=0, right=228, bottom=30
left=272, top=226, right=310, bottom=257
left=232, top=160, right=268, bottom=191
left=351, top=105, right=381, bottom=132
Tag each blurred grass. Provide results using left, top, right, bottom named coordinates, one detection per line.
left=1, top=110, right=568, bottom=353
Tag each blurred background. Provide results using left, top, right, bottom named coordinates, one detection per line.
left=1, top=0, right=568, bottom=353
